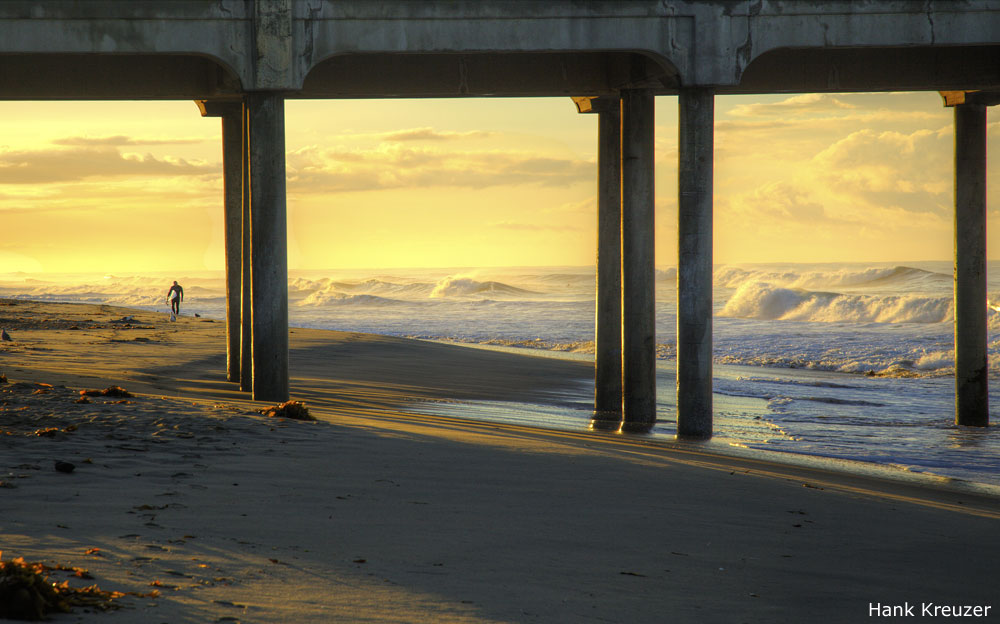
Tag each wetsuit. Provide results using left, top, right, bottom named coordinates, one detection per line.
left=168, top=284, right=184, bottom=314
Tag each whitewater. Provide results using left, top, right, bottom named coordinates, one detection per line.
left=2, top=261, right=998, bottom=490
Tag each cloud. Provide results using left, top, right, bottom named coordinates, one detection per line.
left=0, top=145, right=218, bottom=184
left=812, top=127, right=952, bottom=208
left=378, top=128, right=496, bottom=142
left=716, top=110, right=943, bottom=136
left=727, top=181, right=832, bottom=222
left=728, top=93, right=857, bottom=117
left=286, top=144, right=593, bottom=193
left=543, top=197, right=595, bottom=215
left=53, top=135, right=209, bottom=146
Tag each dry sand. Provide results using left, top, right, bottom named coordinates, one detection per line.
left=1, top=299, right=998, bottom=623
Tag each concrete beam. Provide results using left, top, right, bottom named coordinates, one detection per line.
left=941, top=90, right=1000, bottom=107
left=0, top=55, right=241, bottom=100
left=953, top=103, right=989, bottom=427
left=735, top=46, right=1000, bottom=94
left=300, top=52, right=672, bottom=99
left=254, top=0, right=294, bottom=90
left=676, top=88, right=715, bottom=440
left=572, top=96, right=597, bottom=114
left=620, top=89, right=656, bottom=432
left=0, top=2, right=999, bottom=99
left=246, top=92, right=289, bottom=402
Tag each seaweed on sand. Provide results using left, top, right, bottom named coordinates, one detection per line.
left=79, top=386, right=133, bottom=398
left=0, top=552, right=158, bottom=620
left=260, top=400, right=314, bottom=420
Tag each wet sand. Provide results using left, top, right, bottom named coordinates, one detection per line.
left=1, top=299, right=998, bottom=623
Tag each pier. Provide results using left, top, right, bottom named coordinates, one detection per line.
left=1, top=0, right=997, bottom=429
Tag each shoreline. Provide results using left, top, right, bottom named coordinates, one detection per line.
left=3, top=297, right=997, bottom=494
left=412, top=340, right=1000, bottom=495
left=3, top=299, right=1000, bottom=622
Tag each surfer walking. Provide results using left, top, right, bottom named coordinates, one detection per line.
left=168, top=281, right=184, bottom=316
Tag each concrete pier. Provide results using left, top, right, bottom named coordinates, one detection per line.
left=221, top=110, right=243, bottom=383
left=240, top=103, right=253, bottom=394
left=620, top=89, right=656, bottom=431
left=676, top=88, right=715, bottom=439
left=246, top=92, right=289, bottom=402
left=953, top=102, right=989, bottom=427
left=196, top=100, right=243, bottom=384
left=594, top=97, right=624, bottom=424
left=2, top=1, right=999, bottom=425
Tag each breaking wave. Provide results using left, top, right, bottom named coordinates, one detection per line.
left=292, top=274, right=539, bottom=305
left=720, top=281, right=954, bottom=324
left=297, top=292, right=406, bottom=307
left=429, top=276, right=536, bottom=299
left=714, top=265, right=950, bottom=291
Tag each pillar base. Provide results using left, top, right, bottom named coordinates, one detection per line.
left=619, top=421, right=655, bottom=435
left=675, top=430, right=712, bottom=441
left=590, top=413, right=623, bottom=432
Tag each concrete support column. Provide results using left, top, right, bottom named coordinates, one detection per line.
left=621, top=89, right=656, bottom=431
left=240, top=103, right=253, bottom=393
left=954, top=103, right=989, bottom=427
left=676, top=88, right=715, bottom=439
left=195, top=99, right=245, bottom=386
left=246, top=92, right=289, bottom=402
left=221, top=110, right=243, bottom=383
left=594, top=98, right=623, bottom=424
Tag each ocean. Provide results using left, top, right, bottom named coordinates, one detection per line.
left=2, top=262, right=998, bottom=491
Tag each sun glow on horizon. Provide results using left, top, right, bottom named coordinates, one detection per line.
left=0, top=94, right=997, bottom=274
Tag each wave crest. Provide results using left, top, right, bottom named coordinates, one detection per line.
left=720, top=281, right=954, bottom=323
left=429, top=276, right=534, bottom=299
left=714, top=265, right=949, bottom=290
left=297, top=291, right=403, bottom=307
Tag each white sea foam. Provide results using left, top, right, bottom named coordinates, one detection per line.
left=719, top=280, right=955, bottom=323
left=713, top=264, right=950, bottom=291
left=429, top=276, right=534, bottom=299
left=298, top=292, right=405, bottom=306
left=656, top=268, right=677, bottom=281
left=292, top=277, right=437, bottom=306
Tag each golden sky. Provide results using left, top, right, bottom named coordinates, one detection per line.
left=0, top=93, right=997, bottom=273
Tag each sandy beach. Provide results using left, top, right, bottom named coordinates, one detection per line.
left=2, top=299, right=999, bottom=623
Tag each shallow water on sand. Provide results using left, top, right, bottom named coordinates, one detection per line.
left=411, top=345, right=1000, bottom=491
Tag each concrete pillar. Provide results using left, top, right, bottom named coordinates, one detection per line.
left=240, top=103, right=253, bottom=393
left=221, top=109, right=243, bottom=383
left=246, top=92, right=289, bottom=402
left=194, top=99, right=244, bottom=386
left=620, top=89, right=656, bottom=432
left=953, top=103, right=989, bottom=427
left=594, top=97, right=624, bottom=426
left=676, top=88, right=715, bottom=439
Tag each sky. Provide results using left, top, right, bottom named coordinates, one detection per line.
left=0, top=93, right=997, bottom=273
